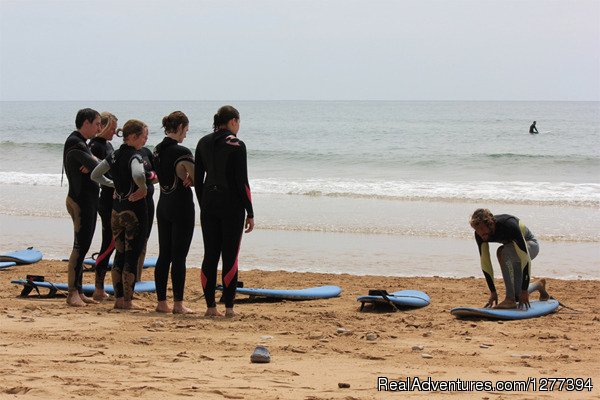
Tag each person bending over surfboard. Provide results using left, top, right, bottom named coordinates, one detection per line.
left=63, top=108, right=102, bottom=307
left=153, top=111, right=195, bottom=314
left=469, top=209, right=549, bottom=310
left=195, top=105, right=254, bottom=318
left=91, top=120, right=149, bottom=310
left=89, top=112, right=118, bottom=302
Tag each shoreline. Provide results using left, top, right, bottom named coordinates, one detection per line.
left=1, top=212, right=599, bottom=280
left=1, top=261, right=599, bottom=399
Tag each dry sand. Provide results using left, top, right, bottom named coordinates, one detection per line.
left=1, top=261, right=598, bottom=399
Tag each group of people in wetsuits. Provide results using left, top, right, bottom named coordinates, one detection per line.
left=63, top=107, right=545, bottom=315
left=63, top=106, right=253, bottom=316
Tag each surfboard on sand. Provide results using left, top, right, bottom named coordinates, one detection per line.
left=11, top=279, right=156, bottom=297
left=0, top=247, right=43, bottom=265
left=357, top=289, right=430, bottom=310
left=0, top=262, right=17, bottom=270
left=217, top=284, right=342, bottom=300
left=451, top=299, right=560, bottom=320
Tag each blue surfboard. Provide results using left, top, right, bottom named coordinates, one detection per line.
left=0, top=261, right=17, bottom=270
left=0, top=248, right=43, bottom=264
left=357, top=290, right=430, bottom=308
left=451, top=299, right=560, bottom=320
left=82, top=256, right=158, bottom=269
left=218, top=285, right=342, bottom=300
left=11, top=279, right=156, bottom=296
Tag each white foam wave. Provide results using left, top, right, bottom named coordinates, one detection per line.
left=252, top=178, right=600, bottom=206
left=1, top=172, right=599, bottom=206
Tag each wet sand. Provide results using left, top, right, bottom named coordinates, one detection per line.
left=0, top=261, right=598, bottom=399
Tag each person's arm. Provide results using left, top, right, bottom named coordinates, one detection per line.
left=65, top=143, right=98, bottom=172
left=194, top=144, right=205, bottom=206
left=232, top=142, right=254, bottom=233
left=128, top=156, right=147, bottom=202
left=175, top=156, right=195, bottom=187
left=90, top=159, right=114, bottom=187
left=476, top=233, right=497, bottom=307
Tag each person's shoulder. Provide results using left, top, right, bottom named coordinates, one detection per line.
left=225, top=135, right=246, bottom=150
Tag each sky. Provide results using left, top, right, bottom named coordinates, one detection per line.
left=0, top=0, right=598, bottom=101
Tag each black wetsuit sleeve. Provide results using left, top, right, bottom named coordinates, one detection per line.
left=233, top=143, right=254, bottom=218
left=194, top=144, right=205, bottom=207
left=66, top=144, right=98, bottom=172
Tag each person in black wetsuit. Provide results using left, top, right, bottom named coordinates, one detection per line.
left=89, top=112, right=118, bottom=302
left=529, top=121, right=538, bottom=134
left=195, top=105, right=254, bottom=317
left=153, top=111, right=195, bottom=314
left=469, top=208, right=549, bottom=310
left=63, top=108, right=102, bottom=307
left=91, top=119, right=149, bottom=310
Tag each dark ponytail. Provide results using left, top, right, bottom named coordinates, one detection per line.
left=213, top=105, right=240, bottom=132
left=162, top=111, right=189, bottom=134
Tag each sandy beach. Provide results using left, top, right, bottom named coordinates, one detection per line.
left=1, top=260, right=598, bottom=399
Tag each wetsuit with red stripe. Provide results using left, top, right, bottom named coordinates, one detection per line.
left=194, top=129, right=254, bottom=308
left=89, top=136, right=115, bottom=287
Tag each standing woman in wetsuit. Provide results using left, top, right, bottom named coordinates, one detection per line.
left=153, top=111, right=195, bottom=314
left=63, top=108, right=102, bottom=307
left=91, top=120, right=149, bottom=310
left=195, top=105, right=254, bottom=317
left=89, top=112, right=118, bottom=301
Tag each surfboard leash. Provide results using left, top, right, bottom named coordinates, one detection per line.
left=552, top=297, right=582, bottom=314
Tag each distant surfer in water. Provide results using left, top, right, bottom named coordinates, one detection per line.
left=469, top=209, right=549, bottom=310
left=529, top=121, right=539, bottom=134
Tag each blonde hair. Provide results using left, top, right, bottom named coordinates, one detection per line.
left=100, top=112, right=117, bottom=127
left=469, top=208, right=495, bottom=229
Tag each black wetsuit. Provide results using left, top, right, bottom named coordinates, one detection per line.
left=136, top=147, right=156, bottom=280
left=529, top=123, right=538, bottom=134
left=89, top=137, right=115, bottom=288
left=63, top=131, right=100, bottom=293
left=475, top=214, right=533, bottom=295
left=107, top=144, right=148, bottom=300
left=153, top=137, right=195, bottom=303
left=195, top=129, right=254, bottom=308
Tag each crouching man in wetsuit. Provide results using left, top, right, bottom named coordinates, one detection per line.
left=469, top=208, right=549, bottom=310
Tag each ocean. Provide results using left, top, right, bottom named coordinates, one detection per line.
left=1, top=101, right=599, bottom=279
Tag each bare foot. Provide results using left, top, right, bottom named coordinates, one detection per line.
left=173, top=302, right=195, bottom=314
left=538, top=278, right=550, bottom=301
left=123, top=301, right=146, bottom=311
left=205, top=307, right=223, bottom=317
left=155, top=301, right=172, bottom=313
left=66, top=291, right=86, bottom=307
left=494, top=298, right=517, bottom=309
left=80, top=293, right=99, bottom=304
left=225, top=308, right=237, bottom=318
left=114, top=297, right=125, bottom=309
left=92, top=289, right=109, bottom=302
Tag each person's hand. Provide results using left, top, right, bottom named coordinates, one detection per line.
left=484, top=291, right=498, bottom=308
left=79, top=166, right=90, bottom=174
left=128, top=187, right=147, bottom=202
left=182, top=173, right=193, bottom=187
left=518, top=290, right=530, bottom=310
left=244, top=217, right=254, bottom=233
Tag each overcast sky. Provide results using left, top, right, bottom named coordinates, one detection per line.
left=1, top=0, right=598, bottom=101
